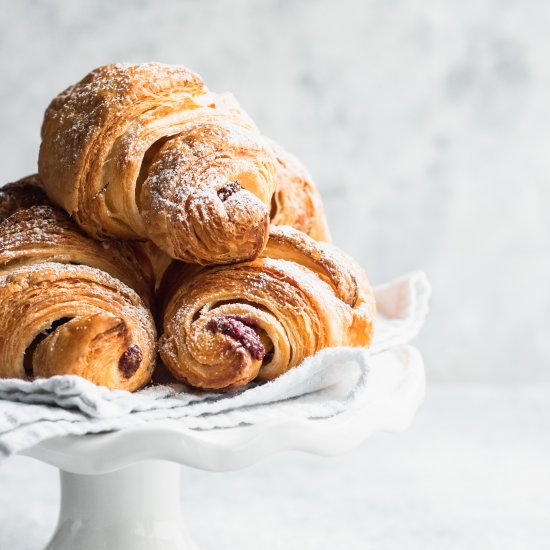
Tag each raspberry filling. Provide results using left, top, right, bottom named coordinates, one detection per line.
left=217, top=180, right=241, bottom=202
left=118, top=344, right=142, bottom=378
left=206, top=315, right=266, bottom=360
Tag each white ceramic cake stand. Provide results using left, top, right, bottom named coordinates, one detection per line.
left=22, top=347, right=425, bottom=550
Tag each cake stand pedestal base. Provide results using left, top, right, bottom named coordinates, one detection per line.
left=46, top=461, right=197, bottom=550
left=24, top=347, right=425, bottom=550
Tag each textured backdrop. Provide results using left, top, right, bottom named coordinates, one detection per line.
left=1, top=0, right=548, bottom=383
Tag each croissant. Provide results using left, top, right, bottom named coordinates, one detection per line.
left=268, top=139, right=330, bottom=242
left=38, top=63, right=279, bottom=265
left=158, top=226, right=375, bottom=391
left=0, top=177, right=156, bottom=391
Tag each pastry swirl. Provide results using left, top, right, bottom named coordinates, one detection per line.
left=39, top=63, right=278, bottom=264
left=159, top=226, right=375, bottom=391
left=0, top=177, right=156, bottom=391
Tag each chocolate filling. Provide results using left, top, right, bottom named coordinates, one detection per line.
left=206, top=315, right=266, bottom=360
left=270, top=194, right=279, bottom=219
left=118, top=345, right=142, bottom=379
left=217, top=181, right=241, bottom=202
left=24, top=317, right=73, bottom=376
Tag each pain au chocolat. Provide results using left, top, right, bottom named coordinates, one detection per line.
left=0, top=176, right=157, bottom=391
left=158, top=226, right=375, bottom=391
left=39, top=63, right=329, bottom=265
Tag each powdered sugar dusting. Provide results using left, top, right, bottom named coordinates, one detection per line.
left=44, top=63, right=207, bottom=166
left=39, top=63, right=277, bottom=264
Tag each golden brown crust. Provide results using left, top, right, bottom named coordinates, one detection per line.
left=0, top=175, right=49, bottom=223
left=140, top=121, right=275, bottom=264
left=268, top=140, right=331, bottom=242
left=0, top=264, right=156, bottom=391
left=159, top=226, right=375, bottom=391
left=0, top=204, right=155, bottom=306
left=0, top=177, right=157, bottom=391
left=129, top=240, right=173, bottom=292
left=38, top=63, right=278, bottom=264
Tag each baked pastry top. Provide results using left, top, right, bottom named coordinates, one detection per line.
left=39, top=63, right=331, bottom=266
left=39, top=63, right=277, bottom=264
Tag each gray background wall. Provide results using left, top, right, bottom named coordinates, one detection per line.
left=1, top=0, right=548, bottom=384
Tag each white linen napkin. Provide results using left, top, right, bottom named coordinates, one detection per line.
left=0, top=271, right=430, bottom=459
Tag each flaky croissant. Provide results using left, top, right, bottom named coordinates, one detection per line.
left=0, top=176, right=156, bottom=391
left=158, top=226, right=375, bottom=391
left=39, top=63, right=279, bottom=265
left=268, top=140, right=330, bottom=242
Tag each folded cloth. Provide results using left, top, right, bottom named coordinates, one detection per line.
left=0, top=271, right=430, bottom=460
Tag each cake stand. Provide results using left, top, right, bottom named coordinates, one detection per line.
left=22, top=346, right=425, bottom=550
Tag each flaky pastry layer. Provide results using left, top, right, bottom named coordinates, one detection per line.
left=0, top=177, right=156, bottom=391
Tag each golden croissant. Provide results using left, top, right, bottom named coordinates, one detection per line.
left=39, top=63, right=330, bottom=264
left=158, top=226, right=375, bottom=391
left=268, top=139, right=330, bottom=242
left=38, top=62, right=277, bottom=264
left=0, top=176, right=157, bottom=391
